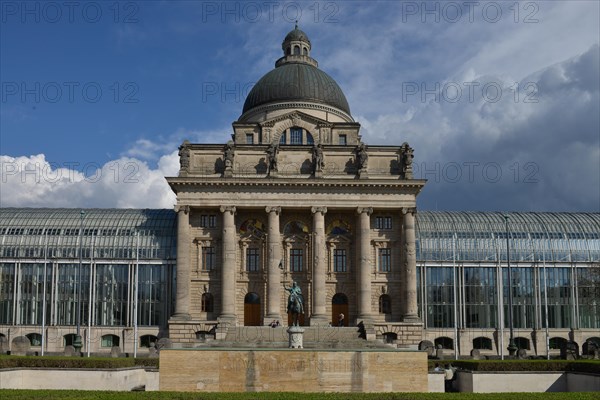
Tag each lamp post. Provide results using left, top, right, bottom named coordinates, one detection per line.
left=73, top=210, right=85, bottom=354
left=504, top=214, right=517, bottom=356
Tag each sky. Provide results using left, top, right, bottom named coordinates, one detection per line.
left=1, top=0, right=599, bottom=212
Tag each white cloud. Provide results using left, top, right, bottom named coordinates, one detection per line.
left=1, top=154, right=177, bottom=209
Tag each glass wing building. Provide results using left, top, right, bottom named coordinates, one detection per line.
left=0, top=208, right=598, bottom=356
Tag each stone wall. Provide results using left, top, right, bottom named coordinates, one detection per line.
left=160, top=349, right=428, bottom=392
left=0, top=368, right=159, bottom=391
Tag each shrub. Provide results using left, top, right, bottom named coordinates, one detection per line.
left=0, top=356, right=158, bottom=369
left=428, top=360, right=600, bottom=373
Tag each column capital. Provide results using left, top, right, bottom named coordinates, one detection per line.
left=265, top=206, right=282, bottom=215
left=401, top=207, right=417, bottom=215
left=356, top=207, right=373, bottom=216
left=220, top=206, right=236, bottom=214
left=311, top=206, right=327, bottom=215
left=174, top=205, right=190, bottom=214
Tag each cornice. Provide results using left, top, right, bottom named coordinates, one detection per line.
left=166, top=177, right=426, bottom=191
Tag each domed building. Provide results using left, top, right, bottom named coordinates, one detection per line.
left=0, top=27, right=598, bottom=359
left=166, top=26, right=425, bottom=343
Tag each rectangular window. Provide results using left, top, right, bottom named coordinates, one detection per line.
left=334, top=249, right=347, bottom=272
left=290, top=128, right=302, bottom=145
left=202, top=247, right=215, bottom=271
left=200, top=215, right=217, bottom=228
left=375, top=216, right=392, bottom=230
left=378, top=248, right=391, bottom=272
left=290, top=249, right=303, bottom=272
left=339, top=134, right=347, bottom=145
left=246, top=133, right=254, bottom=144
left=246, top=248, right=260, bottom=272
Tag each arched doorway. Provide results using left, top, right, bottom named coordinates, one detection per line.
left=244, top=292, right=261, bottom=326
left=331, top=293, right=349, bottom=326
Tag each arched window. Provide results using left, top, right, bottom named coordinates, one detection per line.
left=514, top=337, right=530, bottom=350
left=63, top=334, right=77, bottom=347
left=294, top=45, right=300, bottom=55
left=306, top=132, right=314, bottom=144
left=140, top=334, right=157, bottom=348
left=302, top=47, right=308, bottom=55
left=587, top=336, right=600, bottom=346
left=290, top=127, right=303, bottom=144
left=383, top=332, right=397, bottom=343
left=283, top=220, right=309, bottom=235
left=332, top=293, right=348, bottom=305
left=379, top=294, right=391, bottom=314
left=26, top=333, right=42, bottom=347
left=202, top=293, right=214, bottom=312
left=435, top=336, right=454, bottom=350
left=473, top=336, right=492, bottom=350
left=101, top=334, right=120, bottom=347
left=549, top=337, right=568, bottom=350
left=279, top=134, right=286, bottom=144
left=326, top=220, right=351, bottom=235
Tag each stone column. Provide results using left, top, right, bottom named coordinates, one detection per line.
left=402, top=207, right=419, bottom=321
left=173, top=205, right=191, bottom=320
left=357, top=207, right=373, bottom=321
left=220, top=206, right=237, bottom=322
left=265, top=206, right=282, bottom=322
left=311, top=206, right=328, bottom=325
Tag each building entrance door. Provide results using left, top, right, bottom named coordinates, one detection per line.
left=332, top=293, right=349, bottom=326
left=244, top=292, right=261, bottom=326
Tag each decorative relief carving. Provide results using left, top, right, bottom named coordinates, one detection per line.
left=220, top=206, right=237, bottom=214
left=356, top=207, right=373, bottom=216
left=265, top=206, right=282, bottom=215
left=175, top=205, right=190, bottom=214
left=311, top=206, right=327, bottom=215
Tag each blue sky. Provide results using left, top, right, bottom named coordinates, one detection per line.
left=1, top=0, right=599, bottom=211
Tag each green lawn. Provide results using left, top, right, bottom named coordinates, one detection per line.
left=1, top=391, right=598, bottom=400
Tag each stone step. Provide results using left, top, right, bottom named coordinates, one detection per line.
left=224, top=326, right=364, bottom=343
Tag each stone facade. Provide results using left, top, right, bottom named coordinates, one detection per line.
left=166, top=27, right=426, bottom=346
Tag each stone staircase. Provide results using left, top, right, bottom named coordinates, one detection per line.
left=196, top=326, right=391, bottom=349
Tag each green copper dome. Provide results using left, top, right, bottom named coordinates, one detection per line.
left=242, top=63, right=351, bottom=115
left=241, top=26, right=351, bottom=116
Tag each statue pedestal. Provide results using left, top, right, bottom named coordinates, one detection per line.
left=287, top=326, right=305, bottom=349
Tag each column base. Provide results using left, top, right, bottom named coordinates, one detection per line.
left=170, top=313, right=191, bottom=321
left=402, top=314, right=421, bottom=323
left=264, top=314, right=283, bottom=326
left=356, top=314, right=374, bottom=324
left=309, top=315, right=330, bottom=326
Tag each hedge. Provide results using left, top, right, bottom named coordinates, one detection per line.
left=428, top=360, right=600, bottom=373
left=0, top=391, right=599, bottom=400
left=0, top=356, right=158, bottom=369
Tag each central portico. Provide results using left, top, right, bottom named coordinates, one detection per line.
left=166, top=26, right=425, bottom=345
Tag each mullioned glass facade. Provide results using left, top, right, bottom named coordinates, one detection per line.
left=1, top=209, right=598, bottom=352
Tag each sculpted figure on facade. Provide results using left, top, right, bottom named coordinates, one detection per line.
left=224, top=140, right=235, bottom=168
left=178, top=140, right=191, bottom=173
left=401, top=142, right=414, bottom=179
left=356, top=142, right=369, bottom=174
left=312, top=143, right=324, bottom=175
left=267, top=143, right=279, bottom=174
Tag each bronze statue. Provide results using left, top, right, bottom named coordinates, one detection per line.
left=284, top=281, right=304, bottom=326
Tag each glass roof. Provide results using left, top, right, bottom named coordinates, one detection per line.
left=1, top=208, right=598, bottom=263
left=415, top=211, right=600, bottom=263
left=0, top=208, right=176, bottom=260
